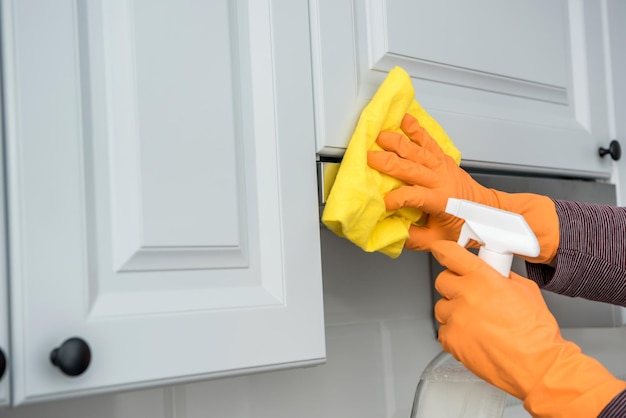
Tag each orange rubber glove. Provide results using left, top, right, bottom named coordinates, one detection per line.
left=431, top=240, right=626, bottom=418
left=367, top=113, right=558, bottom=263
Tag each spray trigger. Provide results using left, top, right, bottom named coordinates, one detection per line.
left=456, top=223, right=484, bottom=248
left=445, top=198, right=539, bottom=277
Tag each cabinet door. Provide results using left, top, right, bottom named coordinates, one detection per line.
left=2, top=0, right=325, bottom=405
left=311, top=0, right=613, bottom=178
left=607, top=0, right=626, bottom=206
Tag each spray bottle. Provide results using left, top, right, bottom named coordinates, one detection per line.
left=410, top=198, right=540, bottom=418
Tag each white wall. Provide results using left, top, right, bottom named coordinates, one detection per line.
left=2, top=228, right=440, bottom=418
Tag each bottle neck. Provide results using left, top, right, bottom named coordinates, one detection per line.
left=477, top=247, right=513, bottom=277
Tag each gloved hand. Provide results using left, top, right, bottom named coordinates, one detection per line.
left=367, top=113, right=558, bottom=263
left=431, top=240, right=626, bottom=418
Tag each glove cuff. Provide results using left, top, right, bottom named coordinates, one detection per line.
left=523, top=343, right=626, bottom=418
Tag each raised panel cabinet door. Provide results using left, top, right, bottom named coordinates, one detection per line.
left=2, top=0, right=325, bottom=405
left=606, top=0, right=626, bottom=206
left=311, top=0, right=614, bottom=178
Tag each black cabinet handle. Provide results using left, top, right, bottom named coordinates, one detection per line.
left=599, top=140, right=622, bottom=161
left=50, top=337, right=91, bottom=376
left=0, top=348, right=5, bottom=381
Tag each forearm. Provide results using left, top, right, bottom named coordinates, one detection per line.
left=525, top=200, right=626, bottom=307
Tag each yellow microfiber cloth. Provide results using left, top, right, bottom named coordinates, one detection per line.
left=321, top=66, right=461, bottom=258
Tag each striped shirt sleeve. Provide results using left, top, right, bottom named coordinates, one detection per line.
left=525, top=199, right=626, bottom=417
left=525, top=200, right=626, bottom=306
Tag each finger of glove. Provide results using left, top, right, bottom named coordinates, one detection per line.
left=367, top=151, right=440, bottom=188
left=404, top=225, right=480, bottom=251
left=405, top=224, right=459, bottom=251
left=434, top=268, right=475, bottom=301
left=384, top=185, right=448, bottom=214
left=430, top=240, right=490, bottom=277
left=376, top=131, right=439, bottom=168
left=434, top=298, right=454, bottom=325
left=400, top=114, right=444, bottom=160
left=435, top=324, right=459, bottom=361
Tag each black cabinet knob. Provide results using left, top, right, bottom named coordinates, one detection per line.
left=0, top=348, right=5, bottom=381
left=599, top=140, right=622, bottom=161
left=50, top=337, right=91, bottom=376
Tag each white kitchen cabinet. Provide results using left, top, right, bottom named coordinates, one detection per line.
left=606, top=0, right=626, bottom=205
left=311, top=0, right=616, bottom=178
left=1, top=0, right=325, bottom=405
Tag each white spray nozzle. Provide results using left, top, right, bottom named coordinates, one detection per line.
left=445, top=198, right=540, bottom=277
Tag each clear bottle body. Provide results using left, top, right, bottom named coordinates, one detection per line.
left=411, top=351, right=507, bottom=418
